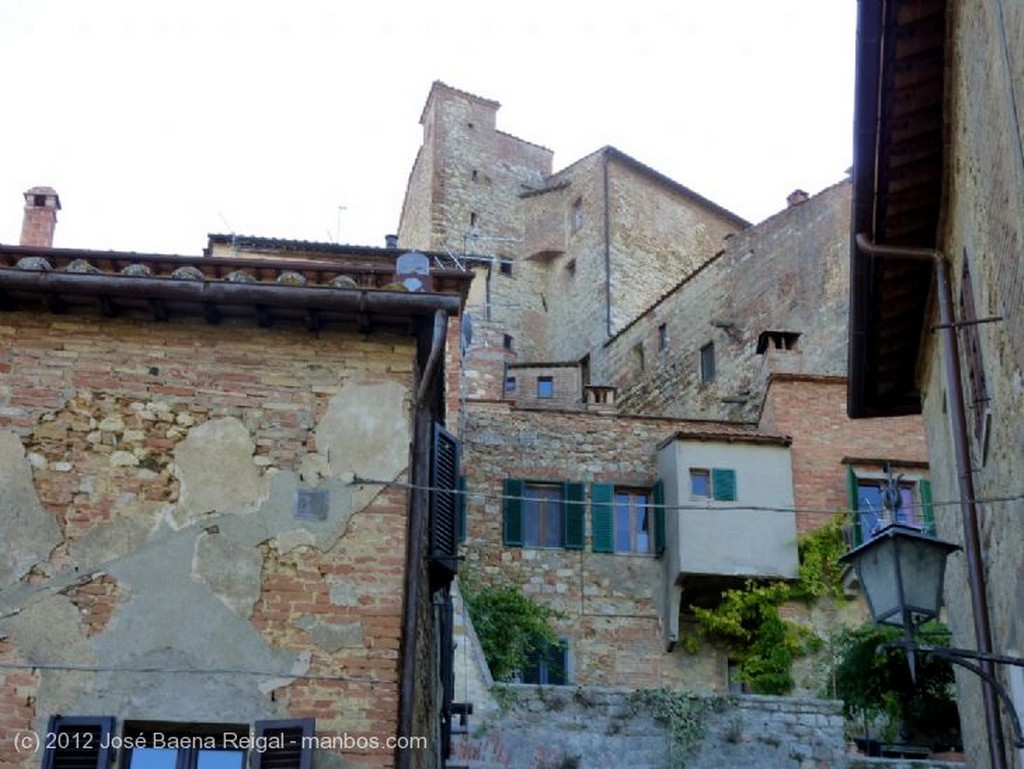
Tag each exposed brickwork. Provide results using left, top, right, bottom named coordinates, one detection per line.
left=0, top=310, right=428, bottom=769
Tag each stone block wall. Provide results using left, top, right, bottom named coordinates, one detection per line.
left=924, top=4, right=1024, bottom=766
left=450, top=686, right=849, bottom=769
left=605, top=180, right=852, bottom=421
left=0, top=313, right=422, bottom=768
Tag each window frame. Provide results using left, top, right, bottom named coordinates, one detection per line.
left=536, top=376, right=554, bottom=399
left=612, top=487, right=653, bottom=554
left=688, top=467, right=736, bottom=502
left=521, top=639, right=570, bottom=685
left=846, top=465, right=934, bottom=545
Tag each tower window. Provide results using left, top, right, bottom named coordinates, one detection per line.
left=700, top=342, right=716, bottom=383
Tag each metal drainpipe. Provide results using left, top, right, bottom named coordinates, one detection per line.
left=399, top=308, right=449, bottom=769
left=855, top=234, right=1007, bottom=769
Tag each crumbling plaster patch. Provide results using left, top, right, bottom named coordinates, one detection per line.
left=191, top=531, right=263, bottom=618
left=0, top=429, right=61, bottom=586
left=172, top=417, right=270, bottom=527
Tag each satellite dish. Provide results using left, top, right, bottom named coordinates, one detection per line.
left=395, top=251, right=432, bottom=292
left=460, top=313, right=473, bottom=358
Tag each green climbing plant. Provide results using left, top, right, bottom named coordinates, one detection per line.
left=689, top=516, right=847, bottom=694
left=461, top=578, right=562, bottom=682
left=628, top=688, right=730, bottom=766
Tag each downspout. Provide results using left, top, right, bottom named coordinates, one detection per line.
left=603, top=149, right=612, bottom=338
left=855, top=234, right=1008, bottom=769
left=399, top=308, right=448, bottom=769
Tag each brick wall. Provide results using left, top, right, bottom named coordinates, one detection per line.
left=0, top=313, right=423, bottom=768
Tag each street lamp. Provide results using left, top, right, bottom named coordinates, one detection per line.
left=840, top=474, right=1024, bottom=748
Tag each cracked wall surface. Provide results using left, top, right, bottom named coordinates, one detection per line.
left=0, top=314, right=417, bottom=767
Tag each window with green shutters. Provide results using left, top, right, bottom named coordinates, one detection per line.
left=689, top=468, right=737, bottom=501
left=591, top=482, right=664, bottom=556
left=846, top=466, right=935, bottom=543
left=503, top=479, right=584, bottom=549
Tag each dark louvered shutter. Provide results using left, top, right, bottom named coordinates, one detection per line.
left=430, top=424, right=461, bottom=583
left=503, top=478, right=524, bottom=546
left=42, top=716, right=115, bottom=769
left=562, top=482, right=585, bottom=550
left=251, top=720, right=314, bottom=769
left=590, top=483, right=615, bottom=553
left=653, top=480, right=666, bottom=556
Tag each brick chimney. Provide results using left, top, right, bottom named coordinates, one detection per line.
left=20, top=186, right=61, bottom=247
left=786, top=189, right=809, bottom=207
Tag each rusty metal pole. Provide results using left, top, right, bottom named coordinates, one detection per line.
left=855, top=234, right=1007, bottom=769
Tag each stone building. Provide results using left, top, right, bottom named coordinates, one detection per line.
left=393, top=81, right=932, bottom=723
left=0, top=193, right=471, bottom=769
left=849, top=1, right=1024, bottom=767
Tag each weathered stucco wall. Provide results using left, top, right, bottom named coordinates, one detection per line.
left=0, top=314, right=418, bottom=768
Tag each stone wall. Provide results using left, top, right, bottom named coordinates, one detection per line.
left=450, top=685, right=849, bottom=769
left=605, top=180, right=852, bottom=421
left=924, top=3, right=1024, bottom=766
left=0, top=313, right=421, bottom=768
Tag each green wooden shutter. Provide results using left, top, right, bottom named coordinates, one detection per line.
left=653, top=480, right=665, bottom=556
left=503, top=478, right=524, bottom=546
left=591, top=483, right=615, bottom=553
left=712, top=468, right=737, bottom=501
left=456, top=475, right=467, bottom=542
left=919, top=478, right=935, bottom=536
left=846, top=464, right=862, bottom=546
left=563, top=482, right=585, bottom=550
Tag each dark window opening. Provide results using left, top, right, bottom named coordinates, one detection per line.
left=499, top=260, right=513, bottom=276
left=634, top=343, right=645, bottom=372
left=522, top=640, right=569, bottom=685
left=537, top=376, right=554, bottom=398
left=469, top=212, right=477, bottom=228
left=471, top=169, right=478, bottom=181
left=504, top=376, right=516, bottom=394
left=756, top=331, right=800, bottom=354
left=503, top=334, right=514, bottom=351
left=571, top=197, right=584, bottom=232
left=33, top=194, right=47, bottom=207
left=700, top=342, right=716, bottom=382
left=658, top=323, right=669, bottom=352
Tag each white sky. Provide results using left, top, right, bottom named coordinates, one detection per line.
left=0, top=1, right=856, bottom=255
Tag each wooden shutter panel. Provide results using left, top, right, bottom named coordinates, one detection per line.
left=42, top=716, right=116, bottom=769
left=251, top=719, right=314, bottom=769
left=846, top=464, right=862, bottom=546
left=653, top=480, right=665, bottom=556
left=562, top=482, right=585, bottom=550
left=711, top=468, right=736, bottom=502
left=590, top=483, right=614, bottom=553
left=430, top=424, right=461, bottom=581
left=455, top=475, right=467, bottom=543
left=503, top=478, right=524, bottom=546
left=919, top=478, right=935, bottom=536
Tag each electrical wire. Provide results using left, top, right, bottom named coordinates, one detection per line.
left=0, top=661, right=386, bottom=685
left=352, top=474, right=1024, bottom=517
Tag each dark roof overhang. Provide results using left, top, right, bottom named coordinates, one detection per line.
left=0, top=244, right=468, bottom=334
left=848, top=0, right=948, bottom=418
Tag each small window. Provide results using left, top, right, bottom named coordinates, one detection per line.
left=658, top=324, right=669, bottom=352
left=614, top=489, right=652, bottom=554
left=522, top=639, right=569, bottom=685
left=700, top=342, right=716, bottom=382
left=499, top=260, right=513, bottom=276
left=634, top=343, right=645, bottom=372
left=471, top=169, right=478, bottom=181
left=690, top=469, right=711, bottom=498
left=690, top=468, right=736, bottom=501
left=522, top=484, right=563, bottom=548
left=503, top=334, right=514, bottom=351
left=505, top=376, right=516, bottom=394
left=33, top=194, right=47, bottom=207
left=469, top=212, right=478, bottom=228
left=565, top=258, right=576, bottom=276
left=571, top=197, right=584, bottom=232
left=727, top=659, right=749, bottom=694
left=537, top=377, right=554, bottom=399
left=756, top=331, right=800, bottom=354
